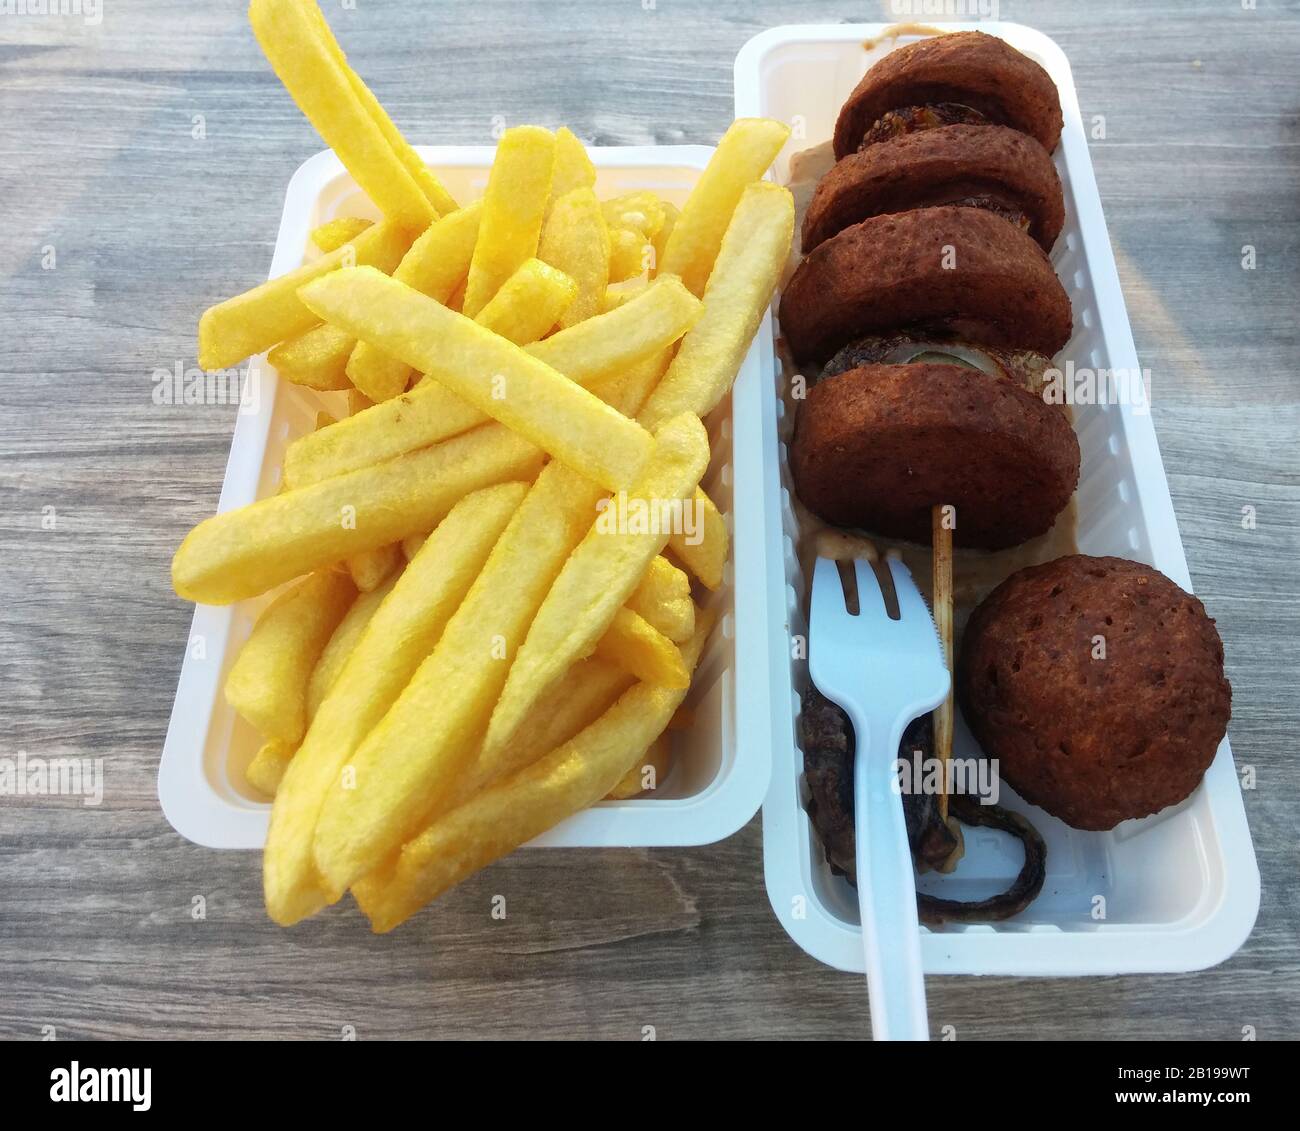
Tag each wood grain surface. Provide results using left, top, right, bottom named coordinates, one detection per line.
left=1, top=0, right=1297, bottom=1041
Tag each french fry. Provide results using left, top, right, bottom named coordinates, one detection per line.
left=345, top=201, right=483, bottom=401
left=310, top=458, right=607, bottom=897
left=482, top=413, right=710, bottom=759
left=601, top=280, right=649, bottom=312
left=225, top=570, right=356, bottom=744
left=297, top=0, right=458, bottom=216
left=172, top=423, right=543, bottom=604
left=669, top=488, right=728, bottom=591
left=347, top=540, right=401, bottom=593
left=348, top=388, right=374, bottom=415
left=651, top=199, right=679, bottom=278
left=263, top=481, right=528, bottom=925
left=354, top=611, right=715, bottom=932
left=441, top=657, right=632, bottom=811
left=461, top=126, right=555, bottom=317
left=249, top=0, right=436, bottom=229
left=609, top=226, right=652, bottom=282
left=595, top=607, right=689, bottom=687
left=310, top=216, right=373, bottom=253
left=247, top=740, right=296, bottom=797
left=198, top=220, right=411, bottom=371
left=627, top=555, right=695, bottom=643
left=268, top=323, right=355, bottom=391
left=606, top=731, right=673, bottom=800
left=282, top=275, right=700, bottom=489
left=314, top=411, right=337, bottom=430
left=538, top=188, right=609, bottom=328
left=400, top=532, right=427, bottom=561
left=307, top=572, right=399, bottom=720
left=474, top=258, right=577, bottom=344
left=659, top=117, right=790, bottom=296
left=299, top=267, right=654, bottom=492
left=640, top=181, right=793, bottom=429
left=602, top=191, right=666, bottom=239
left=549, top=126, right=596, bottom=204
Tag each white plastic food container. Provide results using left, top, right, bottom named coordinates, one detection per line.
left=736, top=22, right=1260, bottom=975
left=159, top=145, right=777, bottom=850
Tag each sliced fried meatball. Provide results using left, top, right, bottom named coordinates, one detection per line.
left=834, top=31, right=1063, bottom=158
left=803, top=124, right=1065, bottom=253
left=779, top=205, right=1072, bottom=365
left=957, top=555, right=1232, bottom=830
left=790, top=362, right=1079, bottom=549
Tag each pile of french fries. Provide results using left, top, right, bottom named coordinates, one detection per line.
left=172, top=0, right=793, bottom=932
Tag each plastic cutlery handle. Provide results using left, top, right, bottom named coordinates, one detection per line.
left=849, top=699, right=930, bottom=1041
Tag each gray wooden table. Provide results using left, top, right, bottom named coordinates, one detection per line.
left=2, top=0, right=1297, bottom=1040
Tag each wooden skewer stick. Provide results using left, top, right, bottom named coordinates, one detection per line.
left=932, top=503, right=955, bottom=823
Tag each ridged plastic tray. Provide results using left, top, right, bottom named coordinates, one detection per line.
left=735, top=22, right=1259, bottom=975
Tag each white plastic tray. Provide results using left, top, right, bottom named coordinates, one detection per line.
left=736, top=22, right=1260, bottom=975
left=159, top=145, right=776, bottom=851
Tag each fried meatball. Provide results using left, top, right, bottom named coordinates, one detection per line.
left=779, top=206, right=1072, bottom=364
left=790, top=362, right=1080, bottom=549
left=803, top=124, right=1065, bottom=253
left=957, top=555, right=1231, bottom=830
left=834, top=31, right=1063, bottom=159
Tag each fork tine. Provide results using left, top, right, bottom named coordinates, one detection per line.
left=810, top=557, right=846, bottom=629
left=852, top=557, right=889, bottom=621
left=886, top=556, right=935, bottom=629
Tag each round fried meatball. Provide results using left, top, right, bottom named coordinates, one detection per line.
left=957, top=555, right=1231, bottom=830
left=790, top=362, right=1079, bottom=549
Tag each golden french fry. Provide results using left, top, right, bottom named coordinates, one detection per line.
left=595, top=607, right=689, bottom=687
left=354, top=611, right=715, bottom=932
left=247, top=740, right=296, bottom=797
left=268, top=323, right=355, bottom=391
left=606, top=731, right=673, bottom=800
left=348, top=388, right=374, bottom=415
left=538, top=188, right=609, bottom=327
left=651, top=199, right=679, bottom=279
left=307, top=572, right=399, bottom=720
left=601, top=280, right=648, bottom=312
left=345, top=201, right=483, bottom=401
left=310, top=216, right=373, bottom=253
left=282, top=274, right=699, bottom=489
left=659, top=117, right=790, bottom=296
left=549, top=126, right=596, bottom=204
left=668, top=488, right=728, bottom=591
left=609, top=226, right=652, bottom=282
left=297, top=0, right=458, bottom=216
left=400, top=532, right=427, bottom=561
left=441, top=657, right=632, bottom=812
left=474, top=258, right=577, bottom=344
left=482, top=413, right=709, bottom=759
left=172, top=423, right=543, bottom=605
left=198, top=220, right=411, bottom=371
left=249, top=0, right=435, bottom=229
left=641, top=181, right=793, bottom=428
left=602, top=191, right=666, bottom=239
left=225, top=570, right=356, bottom=744
left=310, top=458, right=606, bottom=896
left=346, top=540, right=401, bottom=593
left=299, top=267, right=654, bottom=492
left=462, top=126, right=555, bottom=317
left=264, top=481, right=528, bottom=925
left=627, top=555, right=695, bottom=643
left=314, top=410, right=337, bottom=430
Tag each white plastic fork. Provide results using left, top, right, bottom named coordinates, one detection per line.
left=808, top=555, right=951, bottom=1041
